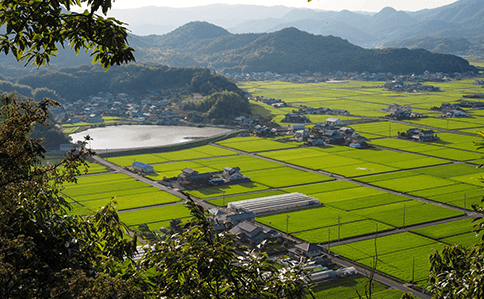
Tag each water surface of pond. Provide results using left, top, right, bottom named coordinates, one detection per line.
left=69, top=125, right=232, bottom=150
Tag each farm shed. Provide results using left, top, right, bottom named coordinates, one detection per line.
left=132, top=161, right=154, bottom=173
left=227, top=192, right=321, bottom=215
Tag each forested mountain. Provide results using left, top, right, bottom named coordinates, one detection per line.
left=128, top=23, right=475, bottom=74
left=384, top=37, right=474, bottom=55
left=0, top=64, right=242, bottom=101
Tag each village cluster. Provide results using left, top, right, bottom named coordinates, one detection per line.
left=51, top=91, right=181, bottom=125
left=224, top=70, right=476, bottom=83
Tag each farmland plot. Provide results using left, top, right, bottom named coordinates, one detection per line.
left=244, top=166, right=332, bottom=188
left=411, top=218, right=474, bottom=240
left=105, top=145, right=236, bottom=167
left=61, top=173, right=180, bottom=213
left=256, top=206, right=365, bottom=234
left=282, top=180, right=361, bottom=195
left=352, top=201, right=463, bottom=228
left=187, top=182, right=270, bottom=199
left=357, top=174, right=458, bottom=193
left=216, top=137, right=299, bottom=152
left=310, top=274, right=403, bottom=299
left=331, top=232, right=447, bottom=283
left=119, top=203, right=192, bottom=231
left=293, top=220, right=393, bottom=244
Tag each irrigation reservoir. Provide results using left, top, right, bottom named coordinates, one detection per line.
left=69, top=125, right=232, bottom=150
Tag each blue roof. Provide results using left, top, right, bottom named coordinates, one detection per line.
left=133, top=161, right=151, bottom=168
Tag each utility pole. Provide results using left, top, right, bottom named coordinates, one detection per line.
left=222, top=191, right=225, bottom=207
left=328, top=227, right=331, bottom=252
left=403, top=204, right=406, bottom=228
left=412, top=257, right=415, bottom=286
left=286, top=214, right=289, bottom=234
left=389, top=123, right=391, bottom=137
left=338, top=215, right=341, bottom=242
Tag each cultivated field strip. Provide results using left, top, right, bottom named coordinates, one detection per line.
left=61, top=172, right=181, bottom=214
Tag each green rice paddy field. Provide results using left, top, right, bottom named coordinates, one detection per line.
left=61, top=173, right=181, bottom=214
left=66, top=78, right=484, bottom=289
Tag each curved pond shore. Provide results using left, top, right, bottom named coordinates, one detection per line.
left=69, top=125, right=233, bottom=150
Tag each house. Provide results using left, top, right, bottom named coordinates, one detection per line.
left=331, top=109, right=350, bottom=116
left=400, top=128, right=439, bottom=142
left=445, top=110, right=466, bottom=117
left=177, top=168, right=212, bottom=186
left=440, top=102, right=460, bottom=110
left=133, top=162, right=154, bottom=173
left=312, top=122, right=334, bottom=132
left=294, top=129, right=310, bottom=141
left=325, top=117, right=342, bottom=126
left=307, top=137, right=325, bottom=146
left=339, top=127, right=355, bottom=136
left=410, top=112, right=426, bottom=118
left=228, top=221, right=278, bottom=244
left=322, top=130, right=345, bottom=145
left=385, top=104, right=412, bottom=119
left=291, top=124, right=305, bottom=131
left=281, top=113, right=310, bottom=123
left=223, top=167, right=243, bottom=181
left=289, top=242, right=322, bottom=259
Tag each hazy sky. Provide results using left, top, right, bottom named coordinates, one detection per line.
left=108, top=0, right=459, bottom=12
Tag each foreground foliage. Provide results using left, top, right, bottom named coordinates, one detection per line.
left=0, top=0, right=135, bottom=69
left=426, top=133, right=484, bottom=298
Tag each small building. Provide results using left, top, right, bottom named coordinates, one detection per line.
left=335, top=267, right=357, bottom=278
left=228, top=220, right=278, bottom=244
left=178, top=168, right=212, bottom=186
left=133, top=161, right=154, bottom=173
left=307, top=137, right=325, bottom=146
left=445, top=110, right=466, bottom=117
left=400, top=128, right=439, bottom=142
left=223, top=167, right=243, bottom=181
left=339, top=127, right=355, bottom=136
left=282, top=113, right=310, bottom=123
left=291, top=124, right=306, bottom=131
left=294, top=129, right=310, bottom=141
left=325, top=117, right=343, bottom=126
left=289, top=242, right=322, bottom=259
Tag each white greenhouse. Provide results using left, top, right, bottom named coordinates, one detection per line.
left=227, top=192, right=321, bottom=215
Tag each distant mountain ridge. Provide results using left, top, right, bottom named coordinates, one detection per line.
left=103, top=0, right=484, bottom=53
left=124, top=22, right=475, bottom=74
